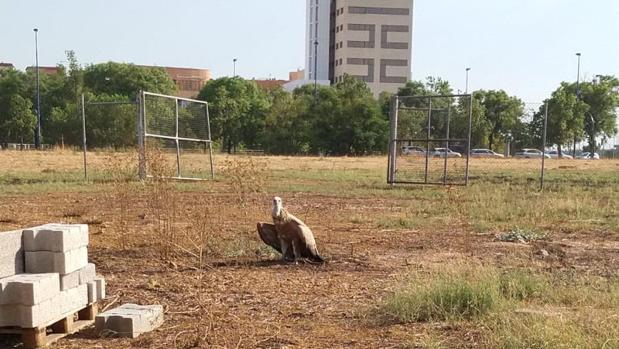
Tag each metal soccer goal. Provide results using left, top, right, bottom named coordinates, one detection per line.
left=387, top=94, right=473, bottom=186
left=137, top=91, right=215, bottom=181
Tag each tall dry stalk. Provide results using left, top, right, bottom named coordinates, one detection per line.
left=143, top=143, right=178, bottom=261
left=220, top=156, right=268, bottom=213
left=102, top=150, right=139, bottom=250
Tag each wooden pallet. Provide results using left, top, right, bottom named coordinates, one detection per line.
left=0, top=303, right=98, bottom=349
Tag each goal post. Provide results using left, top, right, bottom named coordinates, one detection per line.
left=137, top=91, right=215, bottom=181
left=387, top=94, right=473, bottom=186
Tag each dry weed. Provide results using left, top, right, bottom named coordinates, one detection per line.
left=101, top=150, right=140, bottom=250
left=220, top=156, right=268, bottom=211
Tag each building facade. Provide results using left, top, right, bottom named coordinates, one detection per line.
left=158, top=66, right=212, bottom=98
left=306, top=0, right=413, bottom=96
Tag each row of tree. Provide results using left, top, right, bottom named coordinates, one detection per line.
left=1, top=52, right=617, bottom=155
left=0, top=51, right=175, bottom=148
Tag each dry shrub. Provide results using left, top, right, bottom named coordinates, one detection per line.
left=101, top=150, right=140, bottom=250
left=143, top=144, right=178, bottom=260
left=220, top=156, right=268, bottom=210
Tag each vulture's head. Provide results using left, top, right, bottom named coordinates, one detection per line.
left=272, top=196, right=283, bottom=217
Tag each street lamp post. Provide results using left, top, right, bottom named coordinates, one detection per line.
left=465, top=67, right=471, bottom=94
left=573, top=53, right=582, bottom=157
left=233, top=58, right=237, bottom=77
left=34, top=28, right=42, bottom=149
left=313, top=40, right=319, bottom=97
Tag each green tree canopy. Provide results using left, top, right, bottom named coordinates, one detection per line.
left=579, top=76, right=619, bottom=152
left=83, top=62, right=176, bottom=97
left=475, top=90, right=524, bottom=150
left=198, top=77, right=270, bottom=153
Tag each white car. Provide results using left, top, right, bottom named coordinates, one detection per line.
left=471, top=149, right=505, bottom=158
left=514, top=149, right=551, bottom=159
left=401, top=145, right=426, bottom=156
left=433, top=148, right=462, bottom=158
left=576, top=152, right=600, bottom=160
left=547, top=150, right=573, bottom=159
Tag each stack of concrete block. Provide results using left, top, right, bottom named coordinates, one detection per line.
left=0, top=230, right=24, bottom=278
left=23, top=224, right=89, bottom=274
left=0, top=224, right=106, bottom=329
left=95, top=304, right=164, bottom=338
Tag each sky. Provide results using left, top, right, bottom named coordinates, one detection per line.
left=1, top=0, right=618, bottom=106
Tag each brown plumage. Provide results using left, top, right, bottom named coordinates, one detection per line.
left=256, top=197, right=324, bottom=263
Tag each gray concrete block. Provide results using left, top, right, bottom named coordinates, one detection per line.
left=60, top=270, right=80, bottom=291
left=95, top=304, right=163, bottom=338
left=0, top=283, right=88, bottom=328
left=60, top=263, right=97, bottom=291
left=23, top=224, right=89, bottom=252
left=25, top=247, right=88, bottom=274
left=0, top=273, right=60, bottom=306
left=94, top=276, right=106, bottom=301
left=79, top=263, right=96, bottom=284
left=0, top=230, right=24, bottom=278
left=59, top=283, right=88, bottom=315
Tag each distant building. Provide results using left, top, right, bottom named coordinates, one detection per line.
left=289, top=69, right=305, bottom=81
left=253, top=79, right=288, bottom=91
left=149, top=66, right=212, bottom=98
left=305, top=0, right=414, bottom=96
left=0, top=63, right=14, bottom=70
left=25, top=66, right=60, bottom=75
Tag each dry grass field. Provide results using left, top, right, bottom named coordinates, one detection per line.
left=1, top=150, right=618, bottom=348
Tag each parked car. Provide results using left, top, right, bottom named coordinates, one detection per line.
left=547, top=150, right=573, bottom=159
left=514, top=149, right=551, bottom=159
left=576, top=152, right=600, bottom=160
left=401, top=145, right=426, bottom=156
left=471, top=149, right=505, bottom=158
left=433, top=148, right=462, bottom=158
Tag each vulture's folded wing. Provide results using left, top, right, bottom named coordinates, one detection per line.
left=257, top=223, right=281, bottom=253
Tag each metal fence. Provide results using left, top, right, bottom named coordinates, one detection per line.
left=138, top=91, right=215, bottom=181
left=80, top=94, right=138, bottom=180
left=388, top=94, right=473, bottom=186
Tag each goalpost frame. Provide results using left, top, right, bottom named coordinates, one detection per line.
left=387, top=93, right=473, bottom=186
left=137, top=90, right=215, bottom=181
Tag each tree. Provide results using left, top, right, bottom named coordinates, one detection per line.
left=0, top=95, right=36, bottom=145
left=197, top=77, right=270, bottom=153
left=535, top=83, right=587, bottom=155
left=262, top=88, right=310, bottom=154
left=0, top=69, right=36, bottom=145
left=475, top=90, right=524, bottom=150
left=579, top=76, right=619, bottom=153
left=334, top=76, right=387, bottom=154
left=83, top=62, right=176, bottom=97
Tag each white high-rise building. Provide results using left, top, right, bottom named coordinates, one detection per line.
left=306, top=0, right=332, bottom=82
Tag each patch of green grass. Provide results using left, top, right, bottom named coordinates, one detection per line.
left=382, top=266, right=504, bottom=322
left=483, top=310, right=619, bottom=349
left=382, top=265, right=619, bottom=348
left=499, top=270, right=548, bottom=300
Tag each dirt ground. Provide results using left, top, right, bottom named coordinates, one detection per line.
left=0, top=151, right=618, bottom=348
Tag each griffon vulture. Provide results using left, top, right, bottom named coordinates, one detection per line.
left=256, top=197, right=324, bottom=263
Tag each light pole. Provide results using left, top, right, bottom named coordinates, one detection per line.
left=313, top=40, right=318, bottom=97
left=573, top=53, right=582, bottom=157
left=34, top=28, right=42, bottom=149
left=465, top=67, right=471, bottom=94
left=233, top=58, right=237, bottom=77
